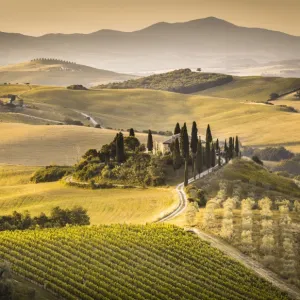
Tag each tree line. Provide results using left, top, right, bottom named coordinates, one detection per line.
left=0, top=206, right=90, bottom=231
left=31, top=58, right=77, bottom=64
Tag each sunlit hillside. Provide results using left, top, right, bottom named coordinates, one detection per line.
left=0, top=165, right=177, bottom=224
left=195, top=76, right=300, bottom=102
left=12, top=85, right=300, bottom=153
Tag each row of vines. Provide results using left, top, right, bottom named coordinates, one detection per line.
left=0, top=224, right=290, bottom=300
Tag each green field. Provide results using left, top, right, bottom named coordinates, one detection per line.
left=0, top=224, right=291, bottom=300
left=195, top=76, right=300, bottom=102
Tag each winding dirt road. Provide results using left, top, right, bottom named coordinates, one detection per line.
left=157, top=162, right=221, bottom=223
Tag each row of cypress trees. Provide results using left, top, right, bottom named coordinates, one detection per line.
left=172, top=122, right=240, bottom=186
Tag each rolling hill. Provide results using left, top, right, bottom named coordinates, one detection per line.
left=195, top=76, right=300, bottom=102
left=97, top=69, right=233, bottom=94
left=0, top=224, right=291, bottom=300
left=2, top=76, right=300, bottom=167
left=16, top=85, right=300, bottom=152
left=0, top=123, right=167, bottom=165
left=2, top=17, right=300, bottom=74
left=0, top=165, right=176, bottom=224
left=0, top=59, right=135, bottom=87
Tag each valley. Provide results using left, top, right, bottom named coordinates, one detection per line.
left=1, top=12, right=300, bottom=298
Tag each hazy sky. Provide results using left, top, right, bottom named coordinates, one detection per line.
left=1, top=0, right=299, bottom=36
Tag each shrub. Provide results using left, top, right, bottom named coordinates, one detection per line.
left=64, top=118, right=84, bottom=126
left=185, top=185, right=207, bottom=207
left=252, top=155, right=263, bottom=165
left=67, top=84, right=88, bottom=90
left=124, top=136, right=140, bottom=152
left=31, top=166, right=72, bottom=183
left=269, top=93, right=279, bottom=100
left=75, top=162, right=104, bottom=181
left=83, top=149, right=99, bottom=159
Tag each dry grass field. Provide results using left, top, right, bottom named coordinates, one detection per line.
left=0, top=123, right=166, bottom=165
left=0, top=165, right=177, bottom=224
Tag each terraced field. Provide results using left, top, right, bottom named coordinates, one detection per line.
left=0, top=225, right=291, bottom=300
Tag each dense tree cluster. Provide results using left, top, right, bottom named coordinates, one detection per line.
left=74, top=130, right=165, bottom=186
left=98, top=69, right=233, bottom=94
left=31, top=165, right=72, bottom=183
left=66, top=85, right=88, bottom=90
left=0, top=206, right=90, bottom=231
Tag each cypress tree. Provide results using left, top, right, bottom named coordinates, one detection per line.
left=205, top=141, right=211, bottom=169
left=232, top=137, right=235, bottom=157
left=180, top=123, right=189, bottom=186
left=190, top=121, right=198, bottom=177
left=190, top=121, right=198, bottom=154
left=224, top=139, right=229, bottom=163
left=202, top=146, right=206, bottom=168
left=174, top=137, right=180, bottom=154
left=196, top=139, right=203, bottom=174
left=172, top=138, right=181, bottom=172
left=180, top=123, right=189, bottom=159
left=235, top=136, right=240, bottom=157
left=129, top=128, right=135, bottom=137
left=116, top=132, right=125, bottom=163
left=174, top=123, right=181, bottom=135
left=147, top=130, right=153, bottom=152
left=218, top=151, right=221, bottom=166
left=216, top=139, right=219, bottom=151
left=206, top=124, right=213, bottom=144
left=228, top=137, right=233, bottom=160
left=211, top=143, right=216, bottom=167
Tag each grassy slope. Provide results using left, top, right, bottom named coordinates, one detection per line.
left=11, top=273, right=57, bottom=300
left=194, top=159, right=300, bottom=199
left=195, top=76, right=300, bottom=102
left=0, top=165, right=177, bottom=224
left=19, top=86, right=300, bottom=152
left=0, top=225, right=291, bottom=300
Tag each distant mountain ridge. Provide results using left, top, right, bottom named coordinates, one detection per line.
left=1, top=17, right=300, bottom=73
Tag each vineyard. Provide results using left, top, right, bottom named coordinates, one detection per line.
left=0, top=224, right=290, bottom=300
